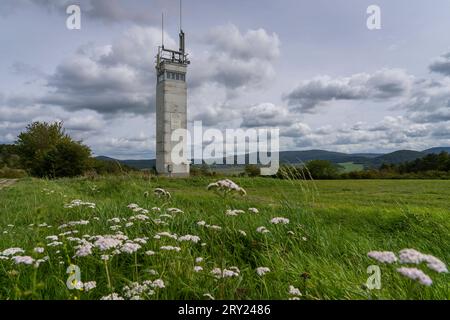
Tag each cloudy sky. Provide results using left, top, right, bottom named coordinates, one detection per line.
left=1, top=0, right=450, bottom=159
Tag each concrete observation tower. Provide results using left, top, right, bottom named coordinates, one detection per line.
left=155, top=6, right=190, bottom=177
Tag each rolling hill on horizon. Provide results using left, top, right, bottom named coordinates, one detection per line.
left=95, top=147, right=450, bottom=170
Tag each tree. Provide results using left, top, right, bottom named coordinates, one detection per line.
left=304, top=160, right=339, bottom=179
left=244, top=164, right=260, bottom=177
left=16, top=121, right=91, bottom=178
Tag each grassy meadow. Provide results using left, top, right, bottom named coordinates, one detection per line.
left=0, top=176, right=449, bottom=300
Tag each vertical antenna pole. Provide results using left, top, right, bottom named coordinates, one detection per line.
left=180, top=0, right=182, bottom=31
left=162, top=12, right=164, bottom=48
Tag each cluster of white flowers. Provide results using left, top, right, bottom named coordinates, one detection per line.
left=288, top=285, right=302, bottom=299
left=166, top=208, right=184, bottom=214
left=74, top=242, right=93, bottom=258
left=367, top=251, right=398, bottom=264
left=1, top=247, right=25, bottom=256
left=120, top=242, right=141, bottom=254
left=211, top=267, right=240, bottom=279
left=399, top=249, right=447, bottom=273
left=154, top=188, right=171, bottom=199
left=367, top=248, right=447, bottom=286
left=194, top=266, right=203, bottom=272
left=13, top=256, right=35, bottom=265
left=129, top=214, right=149, bottom=221
left=160, top=246, right=181, bottom=252
left=127, top=203, right=149, bottom=214
left=270, top=217, right=290, bottom=225
left=58, top=220, right=89, bottom=229
left=145, top=250, right=155, bottom=256
left=94, top=236, right=123, bottom=251
left=101, top=293, right=124, bottom=300
left=33, top=247, right=45, bottom=254
left=197, top=221, right=222, bottom=231
left=207, top=179, right=247, bottom=196
left=248, top=208, right=259, bottom=214
left=256, top=226, right=270, bottom=234
left=225, top=209, right=245, bottom=217
left=397, top=267, right=433, bottom=286
left=178, top=235, right=201, bottom=244
left=154, top=232, right=178, bottom=240
left=108, top=218, right=121, bottom=224
left=122, top=279, right=165, bottom=300
left=83, top=281, right=97, bottom=292
left=238, top=230, right=247, bottom=237
left=64, top=200, right=95, bottom=209
left=256, top=267, right=271, bottom=276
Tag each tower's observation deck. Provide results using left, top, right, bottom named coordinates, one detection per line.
left=155, top=31, right=190, bottom=177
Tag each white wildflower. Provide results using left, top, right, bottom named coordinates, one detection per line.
left=1, top=247, right=25, bottom=256
left=397, top=267, right=433, bottom=286
left=160, top=246, right=181, bottom=252
left=178, top=235, right=201, bottom=244
left=101, top=293, right=124, bottom=300
left=270, top=217, right=290, bottom=225
left=256, top=226, right=270, bottom=234
left=248, top=208, right=259, bottom=214
left=13, top=256, right=35, bottom=265
left=239, top=230, right=247, bottom=237
left=194, top=266, right=203, bottom=272
left=145, top=250, right=156, bottom=256
left=195, top=257, right=203, bottom=263
left=256, top=267, right=271, bottom=276
left=289, top=285, right=302, bottom=296
left=368, top=251, right=398, bottom=264
left=83, top=281, right=97, bottom=292
left=120, top=242, right=141, bottom=254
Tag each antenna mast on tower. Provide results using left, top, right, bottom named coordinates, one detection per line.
left=161, top=12, right=164, bottom=48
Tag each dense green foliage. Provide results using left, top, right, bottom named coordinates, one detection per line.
left=0, top=177, right=448, bottom=300
left=15, top=122, right=91, bottom=178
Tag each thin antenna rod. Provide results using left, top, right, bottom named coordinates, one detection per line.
left=161, top=12, right=164, bottom=47
left=180, top=0, right=182, bottom=31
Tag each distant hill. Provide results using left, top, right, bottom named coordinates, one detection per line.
left=422, top=147, right=450, bottom=154
left=96, top=147, right=449, bottom=170
left=368, top=150, right=426, bottom=167
left=95, top=156, right=155, bottom=170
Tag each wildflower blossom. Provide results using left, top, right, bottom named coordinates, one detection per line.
left=101, top=293, right=124, bottom=300
left=211, top=267, right=240, bottom=279
left=47, top=241, right=63, bottom=247
left=1, top=247, right=25, bottom=256
left=127, top=204, right=139, bottom=209
left=256, top=267, right=271, bottom=276
left=13, top=256, right=35, bottom=265
left=178, top=235, right=201, bottom=243
left=101, top=255, right=110, bottom=261
left=423, top=254, right=448, bottom=273
left=226, top=209, right=245, bottom=216
left=120, top=242, right=141, bottom=254
left=197, top=220, right=206, bottom=226
left=195, top=257, right=203, bottom=263
left=207, top=179, right=247, bottom=196
left=270, top=217, right=290, bottom=225
left=399, top=249, right=425, bottom=264
left=154, top=232, right=178, bottom=240
left=74, top=242, right=93, bottom=258
left=397, top=267, right=433, bottom=286
left=194, top=266, right=203, bottom=272
left=145, top=250, right=155, bottom=256
left=239, top=230, right=247, bottom=237
left=368, top=251, right=398, bottom=264
left=289, top=285, right=302, bottom=296
left=83, top=281, right=97, bottom=292
left=129, top=214, right=149, bottom=221
left=248, top=208, right=259, bottom=214
left=94, top=236, right=123, bottom=251
left=154, top=188, right=171, bottom=199
left=108, top=218, right=121, bottom=224
left=256, top=226, right=270, bottom=234
left=167, top=208, right=184, bottom=214
left=160, top=246, right=181, bottom=252
left=64, top=200, right=95, bottom=209
left=46, top=235, right=58, bottom=241
left=125, top=222, right=134, bottom=228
